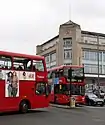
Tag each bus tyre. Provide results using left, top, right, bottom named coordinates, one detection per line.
left=100, top=103, right=104, bottom=107
left=19, top=101, right=29, bottom=113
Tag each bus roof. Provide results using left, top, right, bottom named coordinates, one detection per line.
left=48, top=65, right=84, bottom=72
left=0, top=50, right=45, bottom=60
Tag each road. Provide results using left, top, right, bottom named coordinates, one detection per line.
left=0, top=105, right=105, bottom=125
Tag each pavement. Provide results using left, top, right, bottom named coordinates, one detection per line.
left=0, top=104, right=105, bottom=125
left=50, top=103, right=105, bottom=109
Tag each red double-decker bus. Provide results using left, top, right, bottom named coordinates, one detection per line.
left=0, top=51, right=49, bottom=113
left=48, top=65, right=85, bottom=105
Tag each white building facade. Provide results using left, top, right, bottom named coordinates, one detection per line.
left=36, top=20, right=105, bottom=90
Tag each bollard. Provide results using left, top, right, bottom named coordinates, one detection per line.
left=70, top=97, right=76, bottom=108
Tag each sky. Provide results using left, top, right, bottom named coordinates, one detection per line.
left=0, top=0, right=105, bottom=55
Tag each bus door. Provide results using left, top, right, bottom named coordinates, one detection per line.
left=48, top=71, right=57, bottom=102
left=32, top=60, right=49, bottom=108
left=35, top=82, right=49, bottom=108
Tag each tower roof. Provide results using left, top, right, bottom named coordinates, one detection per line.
left=61, top=20, right=80, bottom=28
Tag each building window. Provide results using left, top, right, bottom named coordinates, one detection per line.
left=84, top=64, right=102, bottom=74
left=64, top=49, right=72, bottom=59
left=46, top=65, right=50, bottom=69
left=99, top=52, right=102, bottom=61
left=103, top=52, right=105, bottom=62
left=82, top=51, right=89, bottom=60
left=83, top=36, right=97, bottom=45
left=103, top=65, right=105, bottom=74
left=82, top=50, right=102, bottom=61
left=64, top=38, right=72, bottom=47
left=50, top=53, right=56, bottom=62
left=45, top=56, right=50, bottom=63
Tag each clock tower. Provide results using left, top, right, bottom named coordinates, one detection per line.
left=57, top=20, right=82, bottom=65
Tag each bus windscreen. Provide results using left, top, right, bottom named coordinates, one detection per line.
left=54, top=84, right=85, bottom=95
left=64, top=67, right=84, bottom=82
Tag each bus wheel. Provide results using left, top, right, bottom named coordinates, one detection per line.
left=19, top=101, right=29, bottom=113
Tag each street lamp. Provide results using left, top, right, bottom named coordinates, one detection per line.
left=97, top=35, right=100, bottom=98
left=68, top=68, right=72, bottom=106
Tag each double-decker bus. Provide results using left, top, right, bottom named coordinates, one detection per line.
left=0, top=51, right=49, bottom=113
left=48, top=65, right=85, bottom=105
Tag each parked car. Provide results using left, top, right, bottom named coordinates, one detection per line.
left=85, top=93, right=104, bottom=106
left=100, top=90, right=105, bottom=98
left=93, top=89, right=105, bottom=99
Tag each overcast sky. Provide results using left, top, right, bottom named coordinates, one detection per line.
left=0, top=0, right=105, bottom=54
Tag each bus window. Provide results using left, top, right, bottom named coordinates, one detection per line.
left=33, top=60, right=44, bottom=71
left=59, top=69, right=63, bottom=77
left=48, top=71, right=52, bottom=79
left=26, top=60, right=32, bottom=71
left=71, top=84, right=80, bottom=95
left=36, top=83, right=46, bottom=95
left=0, top=55, right=12, bottom=69
left=13, top=57, right=32, bottom=71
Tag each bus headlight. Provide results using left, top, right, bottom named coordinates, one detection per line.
left=82, top=97, right=85, bottom=101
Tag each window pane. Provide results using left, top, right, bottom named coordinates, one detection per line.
left=103, top=66, right=105, bottom=74
left=33, top=60, right=44, bottom=71
left=99, top=52, right=102, bottom=61
left=45, top=56, right=50, bottom=63
left=64, top=38, right=72, bottom=47
left=13, top=57, right=32, bottom=71
left=84, top=64, right=102, bottom=74
left=82, top=50, right=102, bottom=61
left=64, top=49, right=72, bottom=59
left=36, top=83, right=46, bottom=95
left=50, top=53, right=56, bottom=62
left=0, top=55, right=12, bottom=69
left=103, top=53, right=105, bottom=61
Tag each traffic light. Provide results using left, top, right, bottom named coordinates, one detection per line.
left=68, top=69, right=72, bottom=79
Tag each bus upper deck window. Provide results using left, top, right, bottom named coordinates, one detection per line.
left=13, top=57, right=32, bottom=71
left=33, top=60, right=44, bottom=71
left=59, top=69, right=63, bottom=77
left=0, top=56, right=12, bottom=69
left=26, top=60, right=32, bottom=70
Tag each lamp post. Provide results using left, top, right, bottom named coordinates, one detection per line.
left=79, top=57, right=81, bottom=65
left=68, top=68, right=72, bottom=107
left=97, top=35, right=100, bottom=98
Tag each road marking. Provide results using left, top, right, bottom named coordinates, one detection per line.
left=50, top=104, right=105, bottom=109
